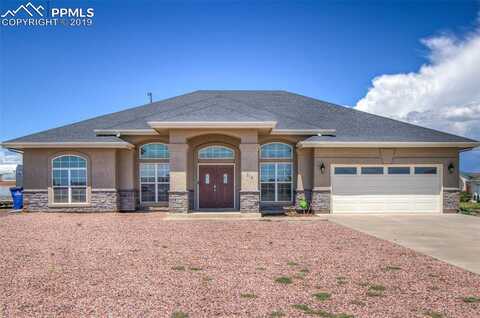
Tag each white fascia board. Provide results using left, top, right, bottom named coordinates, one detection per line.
left=94, top=129, right=158, bottom=136
left=297, top=141, right=480, bottom=148
left=270, top=129, right=336, bottom=135
left=147, top=121, right=277, bottom=129
left=1, top=142, right=135, bottom=149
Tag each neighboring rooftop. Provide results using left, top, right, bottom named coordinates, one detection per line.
left=2, top=90, right=478, bottom=145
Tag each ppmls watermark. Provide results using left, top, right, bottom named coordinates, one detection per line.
left=1, top=2, right=94, bottom=27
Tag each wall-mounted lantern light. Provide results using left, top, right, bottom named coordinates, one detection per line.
left=448, top=162, right=455, bottom=174
left=320, top=162, right=326, bottom=174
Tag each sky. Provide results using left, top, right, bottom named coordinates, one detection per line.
left=0, top=0, right=479, bottom=171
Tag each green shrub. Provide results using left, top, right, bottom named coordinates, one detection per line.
left=460, top=191, right=472, bottom=202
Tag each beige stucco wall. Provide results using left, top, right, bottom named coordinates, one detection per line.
left=23, top=148, right=117, bottom=190
left=313, top=147, right=460, bottom=189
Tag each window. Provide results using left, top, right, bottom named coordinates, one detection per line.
left=198, top=146, right=234, bottom=159
left=139, top=143, right=169, bottom=159
left=260, top=143, right=292, bottom=159
left=361, top=167, right=384, bottom=175
left=388, top=167, right=410, bottom=175
left=415, top=167, right=437, bottom=175
left=52, top=155, right=87, bottom=204
left=260, top=163, right=292, bottom=202
left=334, top=167, right=357, bottom=175
left=140, top=163, right=170, bottom=202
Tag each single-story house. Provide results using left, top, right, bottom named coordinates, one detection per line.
left=460, top=172, right=480, bottom=202
left=2, top=90, right=479, bottom=214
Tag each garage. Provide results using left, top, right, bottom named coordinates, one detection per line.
left=331, top=165, right=442, bottom=213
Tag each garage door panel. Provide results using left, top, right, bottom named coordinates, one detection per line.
left=332, top=166, right=441, bottom=213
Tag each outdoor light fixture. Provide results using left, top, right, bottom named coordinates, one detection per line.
left=320, top=162, right=326, bottom=174
left=448, top=162, right=455, bottom=174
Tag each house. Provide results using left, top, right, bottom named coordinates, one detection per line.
left=460, top=172, right=480, bottom=202
left=0, top=164, right=18, bottom=202
left=2, top=90, right=479, bottom=214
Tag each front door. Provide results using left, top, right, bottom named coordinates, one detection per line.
left=199, top=165, right=234, bottom=209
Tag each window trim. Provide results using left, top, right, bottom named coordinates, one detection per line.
left=260, top=162, right=293, bottom=202
left=139, top=143, right=170, bottom=160
left=198, top=145, right=235, bottom=160
left=139, top=163, right=170, bottom=203
left=260, top=142, right=293, bottom=160
left=51, top=155, right=88, bottom=204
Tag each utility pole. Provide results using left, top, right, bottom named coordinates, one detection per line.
left=147, top=92, right=153, bottom=103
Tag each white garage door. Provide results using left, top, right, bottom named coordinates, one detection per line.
left=331, top=165, right=442, bottom=213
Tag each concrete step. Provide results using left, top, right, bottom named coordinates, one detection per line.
left=165, top=212, right=262, bottom=220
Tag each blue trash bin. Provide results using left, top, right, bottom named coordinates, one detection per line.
left=10, top=187, right=23, bottom=210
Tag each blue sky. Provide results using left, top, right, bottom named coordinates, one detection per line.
left=0, top=0, right=479, bottom=171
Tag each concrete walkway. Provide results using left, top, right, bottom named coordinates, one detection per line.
left=328, top=214, right=480, bottom=275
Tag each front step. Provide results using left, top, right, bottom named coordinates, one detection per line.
left=165, top=212, right=262, bottom=220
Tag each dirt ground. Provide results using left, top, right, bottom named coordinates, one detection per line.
left=1, top=212, right=479, bottom=317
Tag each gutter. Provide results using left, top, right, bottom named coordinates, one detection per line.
left=1, top=141, right=135, bottom=150
left=297, top=141, right=480, bottom=149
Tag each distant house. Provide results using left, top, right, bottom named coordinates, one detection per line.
left=0, top=164, right=19, bottom=201
left=461, top=172, right=480, bottom=202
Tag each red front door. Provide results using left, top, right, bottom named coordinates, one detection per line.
left=199, top=165, right=234, bottom=209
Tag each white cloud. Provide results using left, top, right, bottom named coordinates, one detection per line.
left=356, top=27, right=480, bottom=139
left=0, top=149, right=22, bottom=165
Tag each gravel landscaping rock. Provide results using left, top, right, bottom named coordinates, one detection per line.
left=0, top=212, right=479, bottom=317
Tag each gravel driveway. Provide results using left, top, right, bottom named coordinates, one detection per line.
left=1, top=212, right=479, bottom=318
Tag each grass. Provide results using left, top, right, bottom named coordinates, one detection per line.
left=312, top=292, right=331, bottom=301
left=256, top=267, right=266, bottom=271
left=240, top=293, right=257, bottom=299
left=366, top=284, right=386, bottom=297
left=269, top=310, right=285, bottom=317
left=385, top=266, right=402, bottom=271
left=171, top=311, right=188, bottom=318
left=424, top=311, right=443, bottom=318
left=189, top=267, right=202, bottom=271
left=287, top=261, right=299, bottom=266
left=291, top=304, right=353, bottom=318
left=171, top=266, right=185, bottom=271
left=462, top=296, right=480, bottom=303
left=336, top=276, right=348, bottom=285
left=460, top=202, right=480, bottom=216
left=350, top=299, right=365, bottom=306
left=275, top=276, right=293, bottom=284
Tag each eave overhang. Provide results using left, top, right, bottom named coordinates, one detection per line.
left=147, top=121, right=278, bottom=129
left=1, top=141, right=135, bottom=150
left=297, top=141, right=480, bottom=149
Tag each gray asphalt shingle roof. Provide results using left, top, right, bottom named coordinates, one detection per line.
left=3, top=90, right=477, bottom=144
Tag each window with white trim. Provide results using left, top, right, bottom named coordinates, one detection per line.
left=139, top=143, right=169, bottom=159
left=52, top=155, right=87, bottom=203
left=198, top=146, right=234, bottom=159
left=260, top=163, right=292, bottom=202
left=140, top=163, right=170, bottom=203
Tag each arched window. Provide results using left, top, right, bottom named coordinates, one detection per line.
left=198, top=145, right=234, bottom=160
left=260, top=142, right=292, bottom=159
left=52, top=155, right=87, bottom=203
left=139, top=143, right=169, bottom=159
left=260, top=143, right=293, bottom=202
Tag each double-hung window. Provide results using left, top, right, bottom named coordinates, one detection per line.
left=52, top=155, right=87, bottom=203
left=139, top=143, right=170, bottom=203
left=260, top=143, right=293, bottom=202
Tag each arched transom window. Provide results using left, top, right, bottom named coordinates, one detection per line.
left=139, top=143, right=169, bottom=159
left=260, top=142, right=292, bottom=159
left=199, top=146, right=234, bottom=160
left=52, top=155, right=87, bottom=203
left=260, top=143, right=293, bottom=202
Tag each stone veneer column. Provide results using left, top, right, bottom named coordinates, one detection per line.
left=168, top=143, right=189, bottom=213
left=311, top=149, right=331, bottom=213
left=443, top=189, right=459, bottom=213
left=239, top=143, right=260, bottom=213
